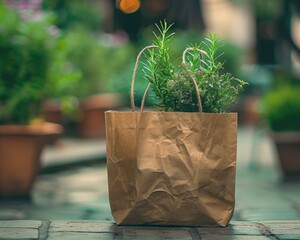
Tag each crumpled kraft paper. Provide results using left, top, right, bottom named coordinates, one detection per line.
left=105, top=111, right=237, bottom=227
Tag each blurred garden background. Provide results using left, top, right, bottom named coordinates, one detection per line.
left=0, top=0, right=300, bottom=222
left=1, top=0, right=300, bottom=131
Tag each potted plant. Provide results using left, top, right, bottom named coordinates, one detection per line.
left=42, top=33, right=82, bottom=138
left=41, top=0, right=104, bottom=136
left=105, top=22, right=247, bottom=226
left=61, top=28, right=131, bottom=138
left=0, top=3, right=63, bottom=198
left=261, top=82, right=300, bottom=180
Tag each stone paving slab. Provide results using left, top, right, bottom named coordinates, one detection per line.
left=0, top=228, right=39, bottom=239
left=0, top=220, right=41, bottom=240
left=196, top=221, right=264, bottom=236
left=49, top=220, right=114, bottom=232
left=1, top=220, right=300, bottom=240
left=260, top=220, right=300, bottom=237
left=117, top=226, right=195, bottom=240
left=0, top=220, right=42, bottom=228
left=201, top=236, right=271, bottom=240
left=48, top=232, right=114, bottom=240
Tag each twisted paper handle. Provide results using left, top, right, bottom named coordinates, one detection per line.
left=181, top=48, right=208, bottom=113
left=130, top=45, right=157, bottom=112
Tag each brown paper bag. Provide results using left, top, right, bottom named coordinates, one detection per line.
left=105, top=111, right=237, bottom=226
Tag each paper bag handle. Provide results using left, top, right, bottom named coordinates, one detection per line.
left=130, top=45, right=158, bottom=112
left=181, top=48, right=209, bottom=113
left=130, top=46, right=205, bottom=112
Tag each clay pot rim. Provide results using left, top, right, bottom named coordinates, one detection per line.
left=80, top=93, right=125, bottom=110
left=0, top=122, right=63, bottom=136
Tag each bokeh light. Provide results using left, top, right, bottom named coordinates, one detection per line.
left=116, top=0, right=141, bottom=14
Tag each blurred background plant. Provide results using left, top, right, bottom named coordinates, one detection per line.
left=260, top=71, right=300, bottom=132
left=62, top=27, right=134, bottom=98
left=42, top=0, right=104, bottom=31
left=261, top=85, right=300, bottom=132
left=0, top=2, right=78, bottom=124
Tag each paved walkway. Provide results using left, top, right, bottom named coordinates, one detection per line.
left=0, top=220, right=300, bottom=239
left=41, top=138, right=106, bottom=172
left=0, top=126, right=300, bottom=239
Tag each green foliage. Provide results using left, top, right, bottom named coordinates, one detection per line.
left=142, top=22, right=247, bottom=113
left=141, top=27, right=243, bottom=76
left=261, top=84, right=300, bottom=131
left=142, top=22, right=175, bottom=111
left=63, top=27, right=134, bottom=98
left=42, top=0, right=103, bottom=31
left=251, top=0, right=282, bottom=20
left=0, top=3, right=79, bottom=124
left=45, top=36, right=82, bottom=119
left=0, top=4, right=52, bottom=124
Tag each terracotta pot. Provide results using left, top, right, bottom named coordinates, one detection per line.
left=272, top=132, right=300, bottom=180
left=243, top=96, right=260, bottom=126
left=42, top=99, right=66, bottom=144
left=0, top=122, right=63, bottom=198
left=231, top=96, right=260, bottom=126
left=78, top=93, right=125, bottom=138
left=43, top=99, right=64, bottom=125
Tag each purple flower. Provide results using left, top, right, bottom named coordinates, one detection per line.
left=5, top=0, right=43, bottom=21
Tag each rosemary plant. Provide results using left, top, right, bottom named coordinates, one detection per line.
left=142, top=21, right=247, bottom=113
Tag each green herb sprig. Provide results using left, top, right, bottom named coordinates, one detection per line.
left=142, top=21, right=175, bottom=111
left=141, top=21, right=247, bottom=113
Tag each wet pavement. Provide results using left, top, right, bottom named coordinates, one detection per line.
left=0, top=126, right=300, bottom=239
